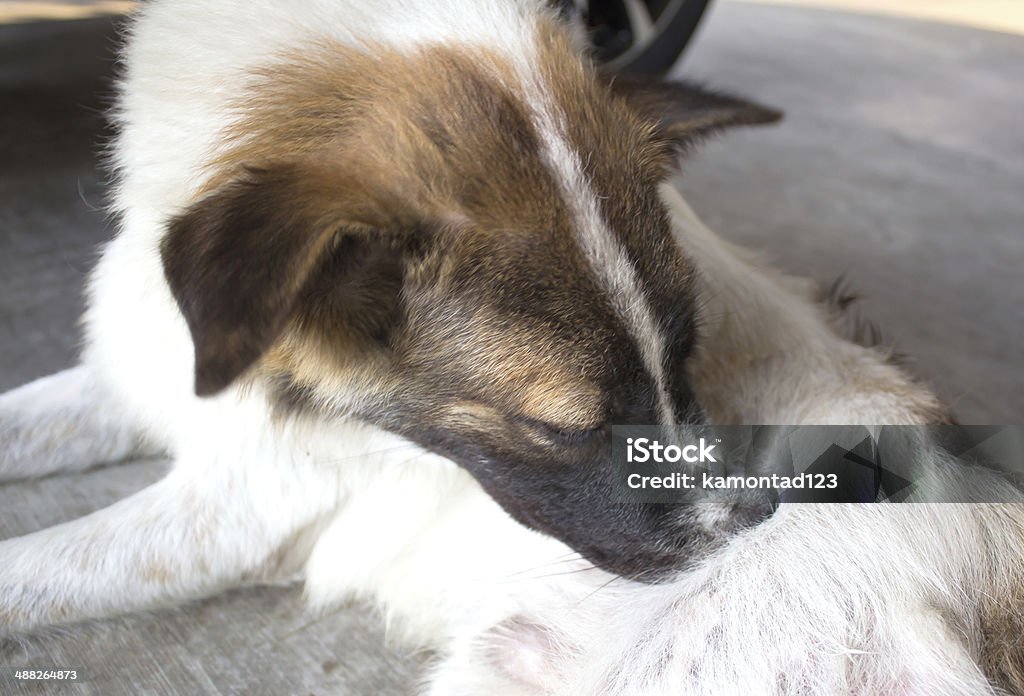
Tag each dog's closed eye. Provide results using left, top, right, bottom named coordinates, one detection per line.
left=518, top=416, right=606, bottom=446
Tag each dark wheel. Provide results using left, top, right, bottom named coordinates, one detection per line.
left=562, top=0, right=712, bottom=74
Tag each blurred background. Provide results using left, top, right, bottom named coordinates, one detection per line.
left=0, top=1, right=1021, bottom=693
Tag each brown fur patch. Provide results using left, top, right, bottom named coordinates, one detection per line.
left=978, top=513, right=1024, bottom=694
left=208, top=41, right=552, bottom=226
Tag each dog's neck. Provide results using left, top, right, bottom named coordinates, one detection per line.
left=661, top=183, right=948, bottom=425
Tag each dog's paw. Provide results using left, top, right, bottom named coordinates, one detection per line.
left=0, top=366, right=150, bottom=482
left=426, top=617, right=569, bottom=696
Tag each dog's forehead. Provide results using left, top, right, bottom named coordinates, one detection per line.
left=375, top=36, right=687, bottom=312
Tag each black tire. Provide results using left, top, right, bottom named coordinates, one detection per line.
left=578, top=0, right=712, bottom=75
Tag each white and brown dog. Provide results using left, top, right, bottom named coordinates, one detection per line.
left=1, top=1, right=1022, bottom=694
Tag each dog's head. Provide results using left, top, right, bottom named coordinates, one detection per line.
left=160, top=25, right=780, bottom=579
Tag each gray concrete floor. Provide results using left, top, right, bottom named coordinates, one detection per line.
left=676, top=1, right=1023, bottom=423
left=0, top=3, right=1021, bottom=694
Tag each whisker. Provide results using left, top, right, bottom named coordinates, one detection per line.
left=498, top=563, right=600, bottom=584
left=313, top=442, right=424, bottom=467
left=575, top=574, right=624, bottom=605
left=500, top=552, right=588, bottom=580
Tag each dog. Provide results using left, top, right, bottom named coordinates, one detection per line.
left=1, top=1, right=1022, bottom=694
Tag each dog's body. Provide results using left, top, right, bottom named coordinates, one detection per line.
left=1, top=1, right=1022, bottom=694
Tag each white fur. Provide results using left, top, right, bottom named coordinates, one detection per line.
left=0, top=2, right=1019, bottom=695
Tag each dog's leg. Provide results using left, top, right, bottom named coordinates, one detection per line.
left=0, top=365, right=156, bottom=482
left=0, top=453, right=340, bottom=635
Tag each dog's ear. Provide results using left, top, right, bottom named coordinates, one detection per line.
left=607, top=74, right=782, bottom=154
left=161, top=160, right=413, bottom=397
